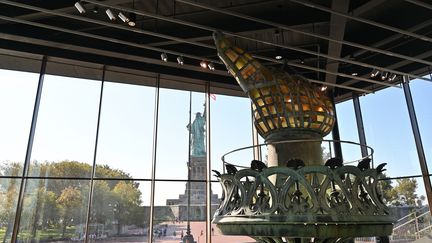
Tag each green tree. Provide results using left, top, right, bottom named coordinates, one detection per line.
left=0, top=178, right=19, bottom=242
left=56, top=186, right=83, bottom=238
left=389, top=178, right=418, bottom=206
left=0, top=160, right=143, bottom=240
left=378, top=173, right=396, bottom=204
left=112, top=181, right=142, bottom=235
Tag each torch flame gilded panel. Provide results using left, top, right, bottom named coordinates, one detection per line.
left=213, top=32, right=335, bottom=141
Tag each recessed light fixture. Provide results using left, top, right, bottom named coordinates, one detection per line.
left=128, top=13, right=136, bottom=27
left=91, top=6, right=99, bottom=14
left=320, top=85, right=328, bottom=92
left=275, top=55, right=283, bottom=60
left=200, top=60, right=208, bottom=69
left=208, top=62, right=215, bottom=71
left=105, top=9, right=116, bottom=21
left=161, top=53, right=168, bottom=62
left=351, top=72, right=358, bottom=76
left=177, top=56, right=184, bottom=65
left=74, top=2, right=86, bottom=14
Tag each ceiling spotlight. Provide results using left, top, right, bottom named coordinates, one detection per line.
left=161, top=53, right=168, bottom=62
left=381, top=72, right=388, bottom=80
left=177, top=56, right=184, bottom=65
left=91, top=6, right=99, bottom=14
left=370, top=69, right=380, bottom=78
left=320, top=85, right=328, bottom=92
left=118, top=12, right=129, bottom=23
left=74, top=2, right=86, bottom=14
left=208, top=62, right=215, bottom=71
left=275, top=55, right=283, bottom=60
left=200, top=60, right=208, bottom=69
left=351, top=72, right=358, bottom=76
left=128, top=13, right=136, bottom=27
left=388, top=73, right=397, bottom=81
left=105, top=9, right=116, bottom=21
left=300, top=59, right=305, bottom=64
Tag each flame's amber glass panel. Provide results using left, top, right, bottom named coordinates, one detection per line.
left=235, top=57, right=248, bottom=70
left=261, top=87, right=270, bottom=96
left=241, top=64, right=256, bottom=79
left=256, top=99, right=264, bottom=106
left=225, top=49, right=238, bottom=62
left=233, top=46, right=244, bottom=54
left=219, top=39, right=227, bottom=48
left=244, top=53, right=253, bottom=60
left=265, top=97, right=273, bottom=104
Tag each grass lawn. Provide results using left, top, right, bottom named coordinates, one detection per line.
left=0, top=226, right=77, bottom=242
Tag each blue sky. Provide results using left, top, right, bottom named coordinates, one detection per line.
left=1, top=68, right=432, bottom=205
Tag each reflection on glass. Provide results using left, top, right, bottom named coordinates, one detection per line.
left=361, top=88, right=420, bottom=177
left=210, top=94, right=253, bottom=173
left=95, top=82, right=155, bottom=179
left=17, top=179, right=90, bottom=242
left=335, top=100, right=362, bottom=162
left=0, top=178, right=20, bottom=242
left=156, top=89, right=205, bottom=180
left=88, top=181, right=150, bottom=242
left=383, top=177, right=429, bottom=241
left=154, top=181, right=208, bottom=242
left=0, top=69, right=39, bottom=176
left=410, top=80, right=432, bottom=172
left=30, top=74, right=101, bottom=177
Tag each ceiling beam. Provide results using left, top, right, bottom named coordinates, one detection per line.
left=351, top=0, right=387, bottom=16
left=0, top=0, right=131, bottom=24
left=174, top=0, right=432, bottom=69
left=341, top=49, right=432, bottom=88
left=290, top=0, right=432, bottom=43
left=324, top=0, right=349, bottom=86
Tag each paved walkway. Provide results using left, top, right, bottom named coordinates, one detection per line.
left=77, top=221, right=254, bottom=243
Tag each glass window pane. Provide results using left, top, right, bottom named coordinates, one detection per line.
left=385, top=177, right=428, bottom=241
left=30, top=72, right=101, bottom=177
left=210, top=94, right=253, bottom=172
left=88, top=180, right=150, bottom=242
left=0, top=68, right=40, bottom=176
left=18, top=179, right=90, bottom=242
left=335, top=100, right=362, bottom=162
left=361, top=88, right=421, bottom=177
left=154, top=181, right=208, bottom=242
left=410, top=79, right=432, bottom=172
left=156, top=89, right=205, bottom=180
left=0, top=178, right=20, bottom=242
left=95, top=80, right=155, bottom=179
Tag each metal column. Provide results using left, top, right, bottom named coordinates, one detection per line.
left=251, top=102, right=262, bottom=161
left=330, top=92, right=343, bottom=160
left=402, top=75, right=432, bottom=213
left=205, top=82, right=212, bottom=243
left=352, top=93, right=368, bottom=158
left=149, top=74, right=161, bottom=243
left=84, top=67, right=105, bottom=243
left=11, top=56, right=47, bottom=242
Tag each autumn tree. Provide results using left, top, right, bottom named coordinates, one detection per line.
left=56, top=186, right=83, bottom=238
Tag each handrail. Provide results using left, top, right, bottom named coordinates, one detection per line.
left=221, top=139, right=374, bottom=168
